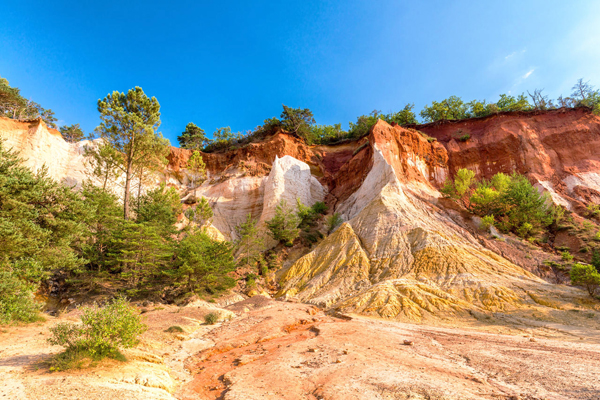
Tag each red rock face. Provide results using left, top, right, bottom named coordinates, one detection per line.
left=167, top=132, right=319, bottom=175
left=417, top=108, right=600, bottom=185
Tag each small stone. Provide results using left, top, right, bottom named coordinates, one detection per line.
left=334, top=359, right=342, bottom=363
left=308, top=348, right=318, bottom=353
left=529, top=337, right=536, bottom=342
left=343, top=350, right=349, bottom=355
left=403, top=340, right=414, bottom=346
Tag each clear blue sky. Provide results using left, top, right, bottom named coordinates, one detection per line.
left=2, top=1, right=600, bottom=144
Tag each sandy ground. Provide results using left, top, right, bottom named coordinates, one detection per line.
left=1, top=297, right=600, bottom=400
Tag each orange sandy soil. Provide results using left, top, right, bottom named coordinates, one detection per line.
left=2, top=297, right=600, bottom=400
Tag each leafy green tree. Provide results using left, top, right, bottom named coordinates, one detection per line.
left=308, top=124, right=347, bottom=144
left=175, top=231, right=236, bottom=293
left=84, top=142, right=123, bottom=192
left=60, top=124, right=85, bottom=143
left=235, top=213, right=264, bottom=267
left=495, top=174, right=553, bottom=235
left=96, top=87, right=163, bottom=219
left=384, top=104, right=418, bottom=125
left=40, top=108, right=58, bottom=129
left=266, top=200, right=301, bottom=246
left=495, top=94, right=531, bottom=112
left=348, top=110, right=382, bottom=139
left=178, top=122, right=209, bottom=150
left=420, top=96, right=468, bottom=122
left=108, top=221, right=174, bottom=292
left=187, top=150, right=207, bottom=188
left=0, top=141, right=89, bottom=322
left=280, top=105, right=315, bottom=139
left=570, top=263, right=600, bottom=297
left=0, top=76, right=27, bottom=118
left=134, top=184, right=182, bottom=235
left=80, top=183, right=123, bottom=273
left=185, top=196, right=213, bottom=229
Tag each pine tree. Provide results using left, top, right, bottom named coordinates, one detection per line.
left=96, top=87, right=163, bottom=219
left=176, top=231, right=236, bottom=293
left=266, top=200, right=301, bottom=246
left=187, top=151, right=206, bottom=188
left=235, top=213, right=264, bottom=267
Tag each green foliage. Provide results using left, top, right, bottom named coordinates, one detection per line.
left=0, top=76, right=58, bottom=127
left=185, top=196, right=213, bottom=228
left=0, top=142, right=89, bottom=272
left=347, top=110, right=382, bottom=139
left=165, top=325, right=184, bottom=333
left=48, top=296, right=146, bottom=368
left=458, top=133, right=471, bottom=142
left=443, top=168, right=557, bottom=238
left=175, top=231, right=236, bottom=293
left=187, top=151, right=207, bottom=188
left=280, top=105, right=315, bottom=139
left=96, top=86, right=164, bottom=219
left=266, top=200, right=301, bottom=246
left=420, top=96, right=469, bottom=122
left=384, top=104, right=418, bottom=125
left=562, top=251, right=574, bottom=262
left=326, top=212, right=343, bottom=234
left=178, top=123, right=209, bottom=150
left=80, top=183, right=123, bottom=273
left=494, top=174, right=553, bottom=236
left=307, top=123, right=347, bottom=145
left=0, top=261, right=44, bottom=324
left=134, top=184, right=182, bottom=234
left=204, top=312, right=220, bottom=325
left=570, top=263, right=600, bottom=297
left=480, top=215, right=495, bottom=230
left=591, top=249, right=600, bottom=273
left=84, top=143, right=123, bottom=191
left=235, top=213, right=264, bottom=267
left=454, top=168, right=476, bottom=197
left=60, top=124, right=85, bottom=143
left=108, top=221, right=174, bottom=292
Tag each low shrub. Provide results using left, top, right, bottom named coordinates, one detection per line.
left=326, top=213, right=343, bottom=234
left=48, top=296, right=146, bottom=370
left=165, top=325, right=184, bottom=333
left=204, top=312, right=220, bottom=325
left=570, top=263, right=600, bottom=296
left=561, top=251, right=574, bottom=262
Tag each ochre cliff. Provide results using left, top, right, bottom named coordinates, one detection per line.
left=417, top=107, right=600, bottom=210
left=2, top=110, right=600, bottom=323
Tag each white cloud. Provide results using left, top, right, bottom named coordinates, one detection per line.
left=522, top=69, right=535, bottom=79
left=504, top=52, right=516, bottom=60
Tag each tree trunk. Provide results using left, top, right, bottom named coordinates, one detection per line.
left=124, top=160, right=132, bottom=219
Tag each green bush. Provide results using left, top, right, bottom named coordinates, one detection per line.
left=165, top=325, right=184, bottom=333
left=480, top=215, right=495, bottom=230
left=561, top=251, right=574, bottom=262
left=326, top=213, right=343, bottom=234
left=570, top=263, right=600, bottom=296
left=266, top=200, right=300, bottom=246
left=204, top=312, right=220, bottom=325
left=0, top=262, right=43, bottom=324
left=48, top=297, right=146, bottom=369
